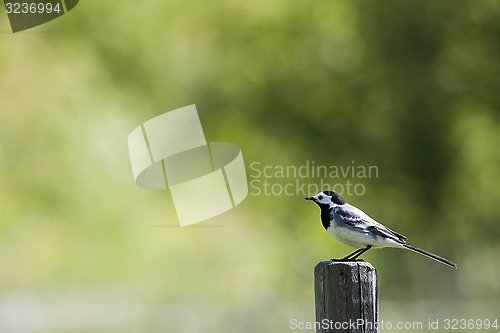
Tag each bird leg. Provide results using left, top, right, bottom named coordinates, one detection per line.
left=337, top=245, right=373, bottom=261
left=337, top=248, right=364, bottom=261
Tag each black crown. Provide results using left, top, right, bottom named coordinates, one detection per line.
left=323, top=191, right=346, bottom=205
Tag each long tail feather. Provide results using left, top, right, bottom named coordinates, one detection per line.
left=403, top=244, right=457, bottom=268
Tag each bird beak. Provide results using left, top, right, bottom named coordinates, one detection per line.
left=305, top=196, right=314, bottom=201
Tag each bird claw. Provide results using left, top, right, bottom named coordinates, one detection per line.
left=330, top=258, right=365, bottom=262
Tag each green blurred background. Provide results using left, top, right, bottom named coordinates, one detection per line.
left=1, top=0, right=500, bottom=332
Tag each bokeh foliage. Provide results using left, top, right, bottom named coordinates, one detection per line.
left=1, top=0, right=500, bottom=332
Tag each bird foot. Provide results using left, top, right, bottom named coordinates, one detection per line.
left=330, top=258, right=365, bottom=262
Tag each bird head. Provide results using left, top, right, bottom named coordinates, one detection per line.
left=305, top=191, right=346, bottom=207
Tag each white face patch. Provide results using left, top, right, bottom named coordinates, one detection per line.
left=314, top=192, right=332, bottom=205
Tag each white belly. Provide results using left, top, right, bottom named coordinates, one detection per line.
left=327, top=225, right=370, bottom=248
left=327, top=225, right=401, bottom=248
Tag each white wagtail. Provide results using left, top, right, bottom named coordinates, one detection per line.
left=305, top=191, right=457, bottom=268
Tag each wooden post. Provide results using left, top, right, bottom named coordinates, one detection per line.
left=314, top=261, right=378, bottom=333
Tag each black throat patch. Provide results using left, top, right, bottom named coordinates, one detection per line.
left=320, top=205, right=333, bottom=230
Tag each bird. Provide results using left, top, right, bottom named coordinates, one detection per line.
left=305, top=191, right=457, bottom=268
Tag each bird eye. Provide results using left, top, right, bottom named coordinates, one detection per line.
left=318, top=196, right=323, bottom=200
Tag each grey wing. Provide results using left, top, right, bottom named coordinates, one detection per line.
left=333, top=205, right=372, bottom=230
left=367, top=224, right=407, bottom=243
left=339, top=204, right=407, bottom=242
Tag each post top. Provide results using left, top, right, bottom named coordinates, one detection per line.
left=315, top=260, right=375, bottom=270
